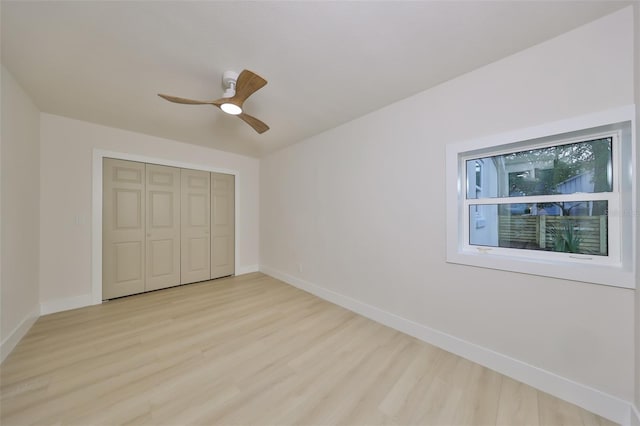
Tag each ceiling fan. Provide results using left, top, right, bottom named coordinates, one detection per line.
left=158, top=69, right=269, bottom=134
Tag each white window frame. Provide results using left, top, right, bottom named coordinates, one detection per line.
left=445, top=105, right=636, bottom=289
left=463, top=131, right=620, bottom=266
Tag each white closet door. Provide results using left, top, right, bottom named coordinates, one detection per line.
left=145, top=164, right=181, bottom=291
left=181, top=168, right=211, bottom=284
left=211, top=172, right=235, bottom=279
left=103, top=158, right=146, bottom=299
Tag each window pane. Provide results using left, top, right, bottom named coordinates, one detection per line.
left=469, top=201, right=608, bottom=256
left=466, top=138, right=612, bottom=199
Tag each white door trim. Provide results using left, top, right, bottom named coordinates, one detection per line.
left=92, top=149, right=240, bottom=305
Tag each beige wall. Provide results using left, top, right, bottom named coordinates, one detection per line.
left=1, top=66, right=41, bottom=356
left=260, top=7, right=635, bottom=401
left=39, top=114, right=260, bottom=307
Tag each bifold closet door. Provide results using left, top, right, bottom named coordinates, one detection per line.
left=103, top=158, right=146, bottom=299
left=181, top=168, right=211, bottom=284
left=211, top=173, right=235, bottom=279
left=145, top=164, right=181, bottom=291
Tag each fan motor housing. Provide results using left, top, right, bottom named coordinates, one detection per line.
left=222, top=71, right=239, bottom=88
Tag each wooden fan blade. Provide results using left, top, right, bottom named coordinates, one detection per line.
left=233, top=70, right=267, bottom=104
left=158, top=94, right=218, bottom=105
left=237, top=112, right=269, bottom=134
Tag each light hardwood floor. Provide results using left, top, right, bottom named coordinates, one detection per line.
left=0, top=273, right=616, bottom=426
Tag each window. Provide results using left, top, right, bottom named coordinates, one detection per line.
left=446, top=106, right=636, bottom=288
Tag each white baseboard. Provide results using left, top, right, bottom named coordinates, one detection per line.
left=259, top=265, right=632, bottom=425
left=40, top=294, right=93, bottom=315
left=1, top=306, right=39, bottom=363
left=630, top=404, right=640, bottom=426
left=236, top=264, right=259, bottom=275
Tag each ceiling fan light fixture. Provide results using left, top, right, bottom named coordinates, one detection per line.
left=158, top=69, right=269, bottom=133
left=220, top=102, right=242, bottom=115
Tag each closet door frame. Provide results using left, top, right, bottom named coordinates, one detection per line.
left=92, top=150, right=239, bottom=305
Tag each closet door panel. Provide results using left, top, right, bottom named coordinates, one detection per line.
left=103, top=158, right=146, bottom=299
left=181, top=169, right=211, bottom=284
left=146, top=164, right=181, bottom=291
left=211, top=172, right=235, bottom=279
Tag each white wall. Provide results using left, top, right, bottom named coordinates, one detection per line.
left=1, top=66, right=41, bottom=360
left=260, top=6, right=635, bottom=407
left=39, top=114, right=260, bottom=309
left=634, top=1, right=640, bottom=420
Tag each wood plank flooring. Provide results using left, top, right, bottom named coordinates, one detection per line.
left=0, top=273, right=617, bottom=425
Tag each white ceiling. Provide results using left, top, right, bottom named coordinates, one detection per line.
left=1, top=1, right=632, bottom=158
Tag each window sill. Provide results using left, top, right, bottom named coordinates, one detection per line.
left=446, top=249, right=635, bottom=289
